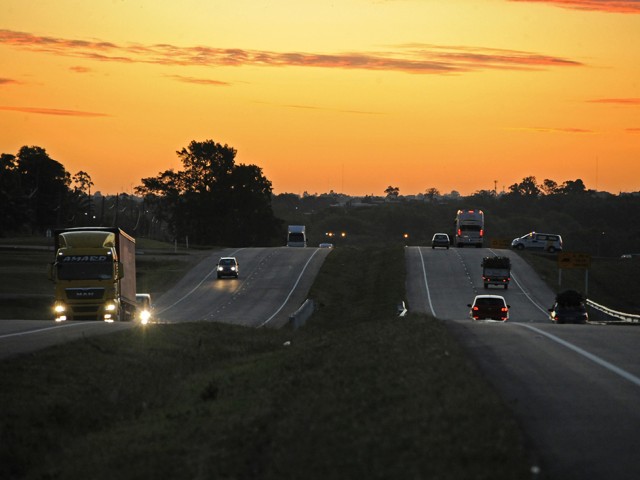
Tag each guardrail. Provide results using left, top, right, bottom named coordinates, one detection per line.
left=587, top=299, right=640, bottom=324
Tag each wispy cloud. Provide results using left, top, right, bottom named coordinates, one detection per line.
left=0, top=106, right=109, bottom=117
left=0, top=29, right=584, bottom=75
left=627, top=128, right=640, bottom=133
left=588, top=98, right=640, bottom=105
left=509, top=0, right=640, bottom=14
left=511, top=126, right=596, bottom=133
left=70, top=66, right=92, bottom=73
left=255, top=101, right=383, bottom=115
left=165, top=75, right=231, bottom=86
left=0, top=77, right=21, bottom=85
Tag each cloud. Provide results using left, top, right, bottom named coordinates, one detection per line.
left=254, top=101, right=383, bottom=115
left=70, top=66, right=92, bottom=73
left=588, top=98, right=640, bottom=105
left=627, top=128, right=640, bottom=133
left=0, top=29, right=584, bottom=76
left=511, top=126, right=596, bottom=133
left=165, top=75, right=231, bottom=86
left=0, top=78, right=21, bottom=85
left=0, top=106, right=109, bottom=117
left=509, top=0, right=640, bottom=14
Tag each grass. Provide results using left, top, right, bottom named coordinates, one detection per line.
left=0, top=245, right=532, bottom=480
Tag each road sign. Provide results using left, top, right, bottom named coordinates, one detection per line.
left=490, top=238, right=511, bottom=249
left=558, top=252, right=591, bottom=269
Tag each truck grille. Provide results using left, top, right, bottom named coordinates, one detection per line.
left=66, top=288, right=105, bottom=300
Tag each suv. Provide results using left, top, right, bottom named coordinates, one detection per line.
left=511, top=232, right=563, bottom=253
left=549, top=290, right=588, bottom=324
left=468, top=295, right=510, bottom=321
left=431, top=233, right=450, bottom=249
left=217, top=257, right=239, bottom=279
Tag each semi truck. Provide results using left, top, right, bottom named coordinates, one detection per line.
left=481, top=256, right=511, bottom=289
left=454, top=209, right=484, bottom=248
left=287, top=225, right=307, bottom=247
left=50, top=227, right=137, bottom=322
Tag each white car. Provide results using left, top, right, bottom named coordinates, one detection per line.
left=511, top=232, right=562, bottom=253
left=217, top=257, right=239, bottom=279
left=467, top=295, right=510, bottom=321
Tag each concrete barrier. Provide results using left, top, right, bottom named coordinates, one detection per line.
left=289, top=299, right=315, bottom=330
left=587, top=299, right=640, bottom=324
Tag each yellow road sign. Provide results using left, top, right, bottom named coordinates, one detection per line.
left=558, top=252, right=591, bottom=269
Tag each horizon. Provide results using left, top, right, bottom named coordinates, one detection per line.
left=2, top=1, right=639, bottom=197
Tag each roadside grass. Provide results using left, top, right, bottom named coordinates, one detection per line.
left=519, top=251, right=640, bottom=315
left=0, top=246, right=532, bottom=480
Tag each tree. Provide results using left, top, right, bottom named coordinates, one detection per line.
left=425, top=187, right=440, bottom=202
left=560, top=179, right=587, bottom=195
left=136, top=139, right=280, bottom=245
left=385, top=186, right=400, bottom=199
left=541, top=179, right=559, bottom=195
left=508, top=176, right=540, bottom=197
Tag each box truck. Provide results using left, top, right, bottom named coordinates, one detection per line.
left=287, top=225, right=307, bottom=247
left=454, top=209, right=484, bottom=248
left=481, top=256, right=511, bottom=290
left=50, top=227, right=137, bottom=322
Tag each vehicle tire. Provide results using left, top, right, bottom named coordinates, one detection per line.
left=547, top=246, right=556, bottom=253
left=515, top=244, right=525, bottom=250
left=217, top=274, right=222, bottom=279
left=432, top=246, right=435, bottom=249
left=446, top=246, right=449, bottom=250
left=484, top=283, right=488, bottom=289
left=504, top=284, right=508, bottom=290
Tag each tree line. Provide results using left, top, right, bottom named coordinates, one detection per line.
left=2, top=142, right=639, bottom=255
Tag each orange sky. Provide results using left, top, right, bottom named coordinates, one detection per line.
left=1, top=0, right=639, bottom=196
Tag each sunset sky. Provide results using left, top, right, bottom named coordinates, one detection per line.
left=1, top=0, right=639, bottom=196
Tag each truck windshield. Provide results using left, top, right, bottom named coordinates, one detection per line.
left=288, top=233, right=305, bottom=242
left=460, top=225, right=481, bottom=231
left=57, top=262, right=113, bottom=281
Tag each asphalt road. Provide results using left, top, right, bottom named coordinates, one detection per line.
left=0, top=247, right=330, bottom=359
left=406, top=246, right=640, bottom=480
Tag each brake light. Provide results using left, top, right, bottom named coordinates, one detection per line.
left=501, top=307, right=508, bottom=312
left=458, top=229, right=462, bottom=236
left=480, top=229, right=484, bottom=237
left=473, top=306, right=479, bottom=311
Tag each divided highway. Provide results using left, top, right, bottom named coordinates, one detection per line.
left=406, top=246, right=640, bottom=480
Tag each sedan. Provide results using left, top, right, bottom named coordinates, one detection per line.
left=468, top=295, right=510, bottom=321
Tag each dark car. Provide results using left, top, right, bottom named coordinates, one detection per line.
left=549, top=290, right=588, bottom=324
left=432, top=233, right=450, bottom=249
left=217, top=257, right=239, bottom=279
left=468, top=295, right=510, bottom=321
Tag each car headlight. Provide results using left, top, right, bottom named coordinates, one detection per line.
left=231, top=266, right=236, bottom=271
left=217, top=266, right=223, bottom=271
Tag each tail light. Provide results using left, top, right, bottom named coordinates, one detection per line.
left=480, top=229, right=484, bottom=237
left=473, top=306, right=479, bottom=311
left=458, top=229, right=462, bottom=236
left=501, top=307, right=508, bottom=312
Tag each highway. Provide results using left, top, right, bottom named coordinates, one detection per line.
left=0, top=247, right=330, bottom=359
left=406, top=246, right=640, bottom=480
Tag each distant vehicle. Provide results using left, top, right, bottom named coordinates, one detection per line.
left=287, top=225, right=307, bottom=247
left=454, top=209, right=484, bottom=248
left=319, top=243, right=333, bottom=248
left=50, top=227, right=136, bottom=322
left=135, top=293, right=152, bottom=324
left=431, top=233, right=450, bottom=249
left=468, top=295, right=510, bottom=321
left=217, top=257, right=239, bottom=279
left=511, top=232, right=563, bottom=253
left=549, top=290, right=588, bottom=324
left=481, top=256, right=511, bottom=289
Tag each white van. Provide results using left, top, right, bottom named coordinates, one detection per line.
left=511, top=232, right=563, bottom=253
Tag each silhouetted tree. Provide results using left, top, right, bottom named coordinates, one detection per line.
left=136, top=139, right=280, bottom=246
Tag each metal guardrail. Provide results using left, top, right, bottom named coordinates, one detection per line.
left=587, top=299, right=640, bottom=324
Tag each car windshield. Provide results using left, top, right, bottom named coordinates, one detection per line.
left=219, top=259, right=235, bottom=266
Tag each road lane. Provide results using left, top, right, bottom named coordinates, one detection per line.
left=406, top=246, right=640, bottom=480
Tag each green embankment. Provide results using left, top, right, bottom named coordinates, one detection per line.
left=0, top=245, right=531, bottom=479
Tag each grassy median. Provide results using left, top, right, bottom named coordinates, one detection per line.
left=0, top=246, right=531, bottom=479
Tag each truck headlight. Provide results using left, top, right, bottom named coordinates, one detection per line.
left=105, top=302, right=116, bottom=312
left=54, top=304, right=66, bottom=313
left=139, top=309, right=151, bottom=324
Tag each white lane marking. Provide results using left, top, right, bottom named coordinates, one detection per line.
left=155, top=248, right=244, bottom=315
left=517, top=323, right=640, bottom=389
left=258, top=248, right=321, bottom=328
left=0, top=322, right=98, bottom=339
left=417, top=247, right=438, bottom=318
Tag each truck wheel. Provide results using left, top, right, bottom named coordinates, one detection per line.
left=504, top=284, right=508, bottom=290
